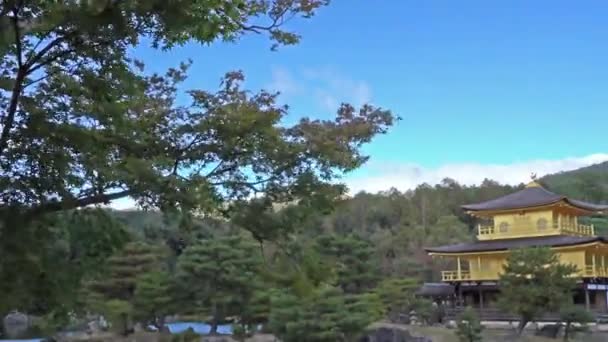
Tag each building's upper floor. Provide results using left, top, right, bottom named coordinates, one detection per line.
left=462, top=181, right=608, bottom=241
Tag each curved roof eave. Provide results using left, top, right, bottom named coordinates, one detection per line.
left=425, top=236, right=606, bottom=254
left=461, top=185, right=607, bottom=214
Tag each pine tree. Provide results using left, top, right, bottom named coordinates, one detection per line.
left=375, top=277, right=420, bottom=323
left=314, top=234, right=379, bottom=293
left=498, top=247, right=578, bottom=335
left=175, top=235, right=262, bottom=335
left=456, top=307, right=483, bottom=342
left=133, top=270, right=173, bottom=330
left=88, top=242, right=165, bottom=334
left=560, top=305, right=593, bottom=341
left=268, top=286, right=382, bottom=342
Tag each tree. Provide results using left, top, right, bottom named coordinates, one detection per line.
left=87, top=242, right=165, bottom=334
left=560, top=305, right=593, bottom=341
left=0, top=208, right=129, bottom=320
left=314, top=234, right=379, bottom=293
left=375, top=277, right=420, bottom=323
left=498, top=247, right=578, bottom=335
left=0, top=0, right=392, bottom=228
left=0, top=0, right=394, bottom=315
left=268, top=287, right=382, bottom=342
left=133, top=270, right=173, bottom=330
left=455, top=307, right=483, bottom=342
left=175, top=235, right=263, bottom=335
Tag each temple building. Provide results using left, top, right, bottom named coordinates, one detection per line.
left=425, top=180, right=608, bottom=315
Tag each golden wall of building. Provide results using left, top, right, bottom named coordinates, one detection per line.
left=476, top=209, right=593, bottom=240
left=440, top=246, right=608, bottom=282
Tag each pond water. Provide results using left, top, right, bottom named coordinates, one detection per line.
left=165, top=322, right=233, bottom=335
left=0, top=321, right=239, bottom=340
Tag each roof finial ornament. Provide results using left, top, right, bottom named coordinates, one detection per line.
left=526, top=172, right=540, bottom=188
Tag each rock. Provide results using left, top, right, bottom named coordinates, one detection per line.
left=360, top=326, right=433, bottom=342
left=535, top=324, right=562, bottom=338
left=3, top=311, right=30, bottom=338
left=133, top=322, right=145, bottom=333
left=445, top=321, right=457, bottom=329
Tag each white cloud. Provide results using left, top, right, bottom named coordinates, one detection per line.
left=105, top=197, right=137, bottom=210
left=267, top=66, right=372, bottom=112
left=304, top=67, right=372, bottom=111
left=104, top=154, right=608, bottom=210
left=346, top=153, right=608, bottom=194
left=267, top=66, right=301, bottom=97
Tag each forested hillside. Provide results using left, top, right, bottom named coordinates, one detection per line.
left=3, top=165, right=607, bottom=338
left=109, top=163, right=608, bottom=285
left=2, top=0, right=605, bottom=340
left=543, top=161, right=608, bottom=202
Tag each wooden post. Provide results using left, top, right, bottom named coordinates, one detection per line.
left=603, top=254, right=606, bottom=276
left=593, top=253, right=597, bottom=276
left=478, top=285, right=484, bottom=310
left=477, top=256, right=482, bottom=278
left=585, top=287, right=591, bottom=311
left=458, top=285, right=463, bottom=307
left=457, top=256, right=462, bottom=280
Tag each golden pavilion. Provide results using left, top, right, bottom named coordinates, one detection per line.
left=425, top=180, right=608, bottom=313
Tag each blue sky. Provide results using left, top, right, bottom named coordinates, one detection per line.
left=131, top=0, right=608, bottom=195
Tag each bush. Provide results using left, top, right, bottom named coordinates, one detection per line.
left=171, top=327, right=199, bottom=342
left=560, top=305, right=593, bottom=341
left=455, top=307, right=483, bottom=342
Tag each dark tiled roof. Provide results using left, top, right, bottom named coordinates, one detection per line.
left=417, top=283, right=455, bottom=296
left=462, top=186, right=608, bottom=212
left=425, top=235, right=605, bottom=254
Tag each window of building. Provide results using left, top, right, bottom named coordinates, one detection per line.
left=499, top=222, right=509, bottom=233
left=537, top=218, right=548, bottom=231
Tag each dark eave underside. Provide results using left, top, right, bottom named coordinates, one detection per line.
left=417, top=283, right=455, bottom=296
left=425, top=235, right=605, bottom=254
left=461, top=186, right=608, bottom=212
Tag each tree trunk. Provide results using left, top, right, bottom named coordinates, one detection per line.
left=121, top=313, right=129, bottom=336
left=157, top=316, right=165, bottom=331
left=517, top=318, right=529, bottom=336
left=210, top=301, right=218, bottom=335
left=0, top=66, right=26, bottom=158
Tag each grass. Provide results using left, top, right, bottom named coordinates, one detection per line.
left=404, top=325, right=607, bottom=342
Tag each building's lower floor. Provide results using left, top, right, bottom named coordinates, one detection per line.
left=419, top=281, right=608, bottom=321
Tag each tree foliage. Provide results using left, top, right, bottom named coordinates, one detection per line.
left=87, top=241, right=165, bottom=334
left=455, top=307, right=483, bottom=342
left=498, top=247, right=578, bottom=334
left=268, top=287, right=382, bottom=342
left=0, top=0, right=391, bottom=221
left=314, top=234, right=378, bottom=293
left=560, top=305, right=593, bottom=341
left=175, top=235, right=263, bottom=334
left=133, top=270, right=173, bottom=330
left=375, top=277, right=420, bottom=323
left=0, top=208, right=128, bottom=317
left=0, top=0, right=396, bottom=318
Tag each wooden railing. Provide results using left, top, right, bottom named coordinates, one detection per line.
left=562, top=223, right=594, bottom=236
left=442, top=265, right=608, bottom=282
left=441, top=270, right=471, bottom=281
left=584, top=265, right=608, bottom=278
left=445, top=306, right=605, bottom=321
left=477, top=222, right=594, bottom=240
